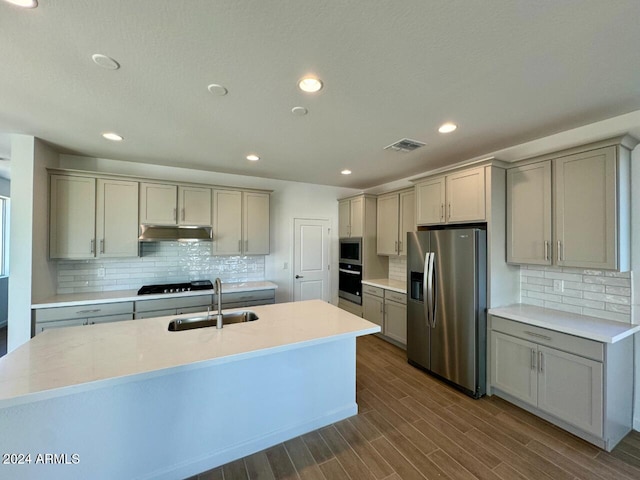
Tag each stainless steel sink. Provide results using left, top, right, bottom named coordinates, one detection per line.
left=168, top=311, right=259, bottom=331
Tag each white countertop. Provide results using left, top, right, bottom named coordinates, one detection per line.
left=489, top=304, right=640, bottom=344
left=0, top=300, right=379, bottom=407
left=362, top=278, right=407, bottom=294
left=31, top=281, right=278, bottom=309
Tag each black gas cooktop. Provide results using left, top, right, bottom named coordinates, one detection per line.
left=137, top=280, right=214, bottom=295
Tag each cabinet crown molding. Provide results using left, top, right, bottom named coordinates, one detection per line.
left=46, top=168, right=273, bottom=194
left=505, top=134, right=639, bottom=170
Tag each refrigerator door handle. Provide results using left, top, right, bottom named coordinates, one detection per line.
left=423, top=252, right=430, bottom=328
left=426, top=252, right=435, bottom=328
left=430, top=253, right=437, bottom=328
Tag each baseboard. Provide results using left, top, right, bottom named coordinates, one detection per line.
left=146, top=403, right=358, bottom=480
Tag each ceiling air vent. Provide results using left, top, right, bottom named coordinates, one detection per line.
left=384, top=138, right=426, bottom=153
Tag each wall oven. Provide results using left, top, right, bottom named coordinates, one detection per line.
left=338, top=262, right=363, bottom=305
left=339, top=237, right=362, bottom=265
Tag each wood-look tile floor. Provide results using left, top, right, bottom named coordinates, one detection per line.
left=188, top=334, right=640, bottom=480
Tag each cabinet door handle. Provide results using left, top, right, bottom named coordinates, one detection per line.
left=557, top=240, right=563, bottom=262
left=379, top=302, right=383, bottom=313
left=524, top=331, right=552, bottom=341
left=394, top=240, right=398, bottom=253
left=539, top=351, right=544, bottom=373
left=295, top=275, right=304, bottom=279
left=440, top=204, right=444, bottom=221
left=448, top=203, right=452, bottom=220
left=181, top=208, right=185, bottom=221
left=398, top=240, right=402, bottom=253
left=531, top=348, right=537, bottom=370
left=77, top=309, right=101, bottom=314
left=100, top=239, right=105, bottom=254
left=544, top=241, right=548, bottom=261
left=90, top=239, right=95, bottom=254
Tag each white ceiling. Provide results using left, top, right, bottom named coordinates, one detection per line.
left=0, top=1, right=639, bottom=189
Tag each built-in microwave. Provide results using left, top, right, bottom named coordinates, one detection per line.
left=339, top=237, right=362, bottom=265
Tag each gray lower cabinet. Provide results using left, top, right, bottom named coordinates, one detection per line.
left=490, top=315, right=632, bottom=451
left=33, top=302, right=134, bottom=336
left=134, top=295, right=213, bottom=320
left=362, top=285, right=406, bottom=347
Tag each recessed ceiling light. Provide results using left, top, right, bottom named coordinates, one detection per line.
left=438, top=122, right=458, bottom=133
left=246, top=154, right=260, bottom=161
left=341, top=169, right=352, bottom=175
left=91, top=54, right=120, bottom=70
left=207, top=84, right=228, bottom=96
left=291, top=106, right=308, bottom=116
left=298, top=77, right=323, bottom=93
left=102, top=132, right=123, bottom=142
left=4, top=0, right=38, bottom=8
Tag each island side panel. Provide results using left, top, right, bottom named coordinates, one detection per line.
left=0, top=337, right=357, bottom=480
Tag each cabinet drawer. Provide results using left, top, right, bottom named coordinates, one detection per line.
left=135, top=295, right=212, bottom=312
left=362, top=285, right=384, bottom=298
left=35, top=302, right=134, bottom=322
left=220, top=290, right=275, bottom=305
left=134, top=309, right=177, bottom=320
left=385, top=291, right=406, bottom=304
left=491, top=315, right=603, bottom=361
left=89, top=313, right=134, bottom=325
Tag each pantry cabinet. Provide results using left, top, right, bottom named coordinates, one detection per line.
left=339, top=196, right=364, bottom=238
left=377, top=189, right=415, bottom=256
left=140, top=183, right=211, bottom=226
left=50, top=175, right=138, bottom=259
left=415, top=166, right=485, bottom=226
left=212, top=190, right=270, bottom=255
left=506, top=138, right=635, bottom=271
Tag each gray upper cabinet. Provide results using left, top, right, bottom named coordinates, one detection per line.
left=140, top=183, right=212, bottom=226
left=506, top=138, right=634, bottom=271
left=507, top=162, right=552, bottom=265
left=139, top=182, right=178, bottom=225
left=415, top=166, right=485, bottom=226
left=377, top=189, right=415, bottom=256
left=554, top=147, right=616, bottom=269
left=50, top=175, right=139, bottom=259
left=339, top=196, right=364, bottom=238
left=50, top=175, right=96, bottom=259
left=178, top=186, right=212, bottom=226
left=213, top=190, right=270, bottom=255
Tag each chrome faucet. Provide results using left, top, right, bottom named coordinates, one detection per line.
left=214, top=277, right=223, bottom=329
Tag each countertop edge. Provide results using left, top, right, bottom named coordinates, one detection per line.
left=0, top=323, right=380, bottom=409
left=31, top=281, right=279, bottom=309
left=361, top=279, right=407, bottom=294
left=488, top=305, right=640, bottom=344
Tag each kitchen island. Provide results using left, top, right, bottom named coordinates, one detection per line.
left=0, top=300, right=379, bottom=480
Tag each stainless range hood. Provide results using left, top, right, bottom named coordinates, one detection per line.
left=138, top=225, right=213, bottom=242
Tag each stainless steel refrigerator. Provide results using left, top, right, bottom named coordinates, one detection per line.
left=406, top=228, right=487, bottom=398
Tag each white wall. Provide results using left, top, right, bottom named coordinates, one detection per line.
left=58, top=155, right=359, bottom=305
left=631, top=146, right=640, bottom=430
left=7, top=137, right=58, bottom=351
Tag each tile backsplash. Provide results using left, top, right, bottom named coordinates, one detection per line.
left=520, top=265, right=631, bottom=323
left=57, top=242, right=265, bottom=294
left=389, top=256, right=407, bottom=282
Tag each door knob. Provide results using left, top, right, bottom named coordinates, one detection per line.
left=295, top=275, right=304, bottom=279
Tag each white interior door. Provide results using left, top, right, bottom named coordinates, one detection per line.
left=293, top=218, right=330, bottom=302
